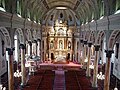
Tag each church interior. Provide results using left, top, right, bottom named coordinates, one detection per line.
left=0, top=0, right=120, bottom=90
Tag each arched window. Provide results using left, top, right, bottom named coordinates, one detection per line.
left=115, top=43, right=119, bottom=59
left=60, top=13, right=63, bottom=18
left=27, top=9, right=30, bottom=19
left=17, top=0, right=21, bottom=15
left=115, top=0, right=120, bottom=14
left=69, top=15, right=72, bottom=21
left=100, top=1, right=104, bottom=17
left=50, top=15, right=54, bottom=21
left=0, top=0, right=5, bottom=11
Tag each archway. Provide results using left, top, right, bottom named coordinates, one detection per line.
left=14, top=28, right=24, bottom=62
left=26, top=29, right=32, bottom=56
left=96, top=30, right=106, bottom=63
left=109, top=30, right=120, bottom=88
left=0, top=27, right=11, bottom=76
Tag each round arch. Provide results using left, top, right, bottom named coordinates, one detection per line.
left=83, top=31, right=88, bottom=40
left=36, top=29, right=41, bottom=40
left=15, top=28, right=24, bottom=44
left=32, top=29, right=37, bottom=40
left=26, top=29, right=32, bottom=41
left=0, top=27, right=11, bottom=48
left=109, top=30, right=120, bottom=49
left=88, top=31, right=95, bottom=43
left=96, top=30, right=105, bottom=45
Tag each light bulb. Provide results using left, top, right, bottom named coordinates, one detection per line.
left=3, top=87, right=6, bottom=90
left=114, top=87, right=118, bottom=90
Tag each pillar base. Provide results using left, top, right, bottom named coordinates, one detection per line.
left=21, top=82, right=27, bottom=88
left=86, top=74, right=91, bottom=77
left=92, top=83, right=98, bottom=88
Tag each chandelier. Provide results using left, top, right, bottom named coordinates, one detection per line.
left=114, top=77, right=118, bottom=90
left=97, top=72, right=105, bottom=80
left=0, top=84, right=6, bottom=90
left=14, top=70, right=22, bottom=77
left=89, top=62, right=94, bottom=69
left=84, top=57, right=88, bottom=62
left=114, top=87, right=118, bottom=90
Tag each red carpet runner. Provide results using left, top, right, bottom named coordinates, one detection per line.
left=53, top=70, right=65, bottom=90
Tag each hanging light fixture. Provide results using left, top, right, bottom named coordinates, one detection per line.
left=97, top=72, right=105, bottom=80
left=114, top=87, right=118, bottom=90
left=114, top=77, right=118, bottom=90
left=14, top=61, right=22, bottom=77
left=0, top=84, right=6, bottom=90
left=89, top=62, right=94, bottom=69
left=14, top=70, right=22, bottom=77
left=97, top=64, right=105, bottom=80
left=84, top=57, right=88, bottom=62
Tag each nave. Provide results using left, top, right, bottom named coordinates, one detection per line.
left=1, top=62, right=118, bottom=90
left=0, top=0, right=120, bottom=90
left=17, top=64, right=97, bottom=90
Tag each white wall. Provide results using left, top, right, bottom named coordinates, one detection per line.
left=0, top=33, right=7, bottom=76
left=113, top=39, right=120, bottom=80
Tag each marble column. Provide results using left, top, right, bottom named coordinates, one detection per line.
left=86, top=42, right=92, bottom=77
left=92, top=45, right=100, bottom=87
left=32, top=40, right=37, bottom=56
left=28, top=41, right=32, bottom=56
left=47, top=33, right=49, bottom=58
left=19, top=44, right=26, bottom=86
left=80, top=39, right=84, bottom=65
left=6, top=48, right=14, bottom=90
left=72, top=34, right=74, bottom=61
left=37, top=39, right=41, bottom=57
left=82, top=40, right=87, bottom=69
left=104, top=50, right=113, bottom=90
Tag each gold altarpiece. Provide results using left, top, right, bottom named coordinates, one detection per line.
left=47, top=20, right=72, bottom=63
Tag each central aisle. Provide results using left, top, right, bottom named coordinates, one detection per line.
left=53, top=69, right=66, bottom=90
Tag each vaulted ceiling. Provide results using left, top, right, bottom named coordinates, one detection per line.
left=24, top=0, right=100, bottom=22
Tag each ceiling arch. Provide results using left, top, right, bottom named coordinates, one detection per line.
left=23, top=0, right=102, bottom=23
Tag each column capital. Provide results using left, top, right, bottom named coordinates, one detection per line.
left=88, top=42, right=92, bottom=47
left=28, top=41, right=32, bottom=46
left=32, top=40, right=37, bottom=43
left=19, top=44, right=26, bottom=49
left=83, top=40, right=87, bottom=45
left=37, top=39, right=41, bottom=42
left=105, top=50, right=114, bottom=58
left=94, top=45, right=100, bottom=51
left=116, top=43, right=119, bottom=48
left=80, top=39, right=83, bottom=43
left=6, top=48, right=15, bottom=55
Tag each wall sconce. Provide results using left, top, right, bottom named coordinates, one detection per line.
left=0, top=84, right=6, bottom=90
left=14, top=70, right=22, bottom=78
left=97, top=72, right=105, bottom=80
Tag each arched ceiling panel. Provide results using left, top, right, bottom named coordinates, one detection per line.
left=23, top=0, right=101, bottom=23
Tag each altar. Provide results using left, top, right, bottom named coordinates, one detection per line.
left=46, top=20, right=72, bottom=63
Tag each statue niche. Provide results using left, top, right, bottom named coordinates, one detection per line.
left=59, top=40, right=63, bottom=49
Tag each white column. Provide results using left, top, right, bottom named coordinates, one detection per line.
left=32, top=40, right=37, bottom=56
left=86, top=42, right=92, bottom=77
left=28, top=41, right=32, bottom=56
left=37, top=39, right=41, bottom=56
